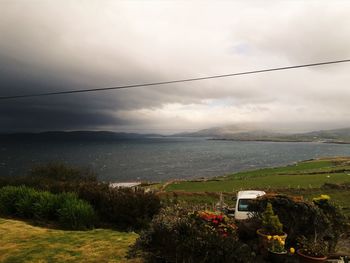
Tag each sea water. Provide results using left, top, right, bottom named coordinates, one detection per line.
left=1, top=137, right=350, bottom=182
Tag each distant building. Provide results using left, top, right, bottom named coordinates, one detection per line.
left=109, top=182, right=141, bottom=189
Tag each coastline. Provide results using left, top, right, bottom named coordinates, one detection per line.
left=208, top=138, right=350, bottom=144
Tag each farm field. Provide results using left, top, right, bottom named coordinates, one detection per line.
left=165, top=158, right=350, bottom=192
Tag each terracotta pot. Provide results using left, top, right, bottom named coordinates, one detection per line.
left=297, top=249, right=327, bottom=263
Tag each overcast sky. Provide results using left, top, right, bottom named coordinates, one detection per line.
left=1, top=1, right=350, bottom=134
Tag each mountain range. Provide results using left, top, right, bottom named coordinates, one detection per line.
left=0, top=131, right=163, bottom=142
left=175, top=126, right=350, bottom=143
left=2, top=126, right=350, bottom=144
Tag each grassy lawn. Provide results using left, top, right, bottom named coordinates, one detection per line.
left=0, top=218, right=141, bottom=263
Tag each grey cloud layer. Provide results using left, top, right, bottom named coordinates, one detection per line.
left=1, top=1, right=350, bottom=132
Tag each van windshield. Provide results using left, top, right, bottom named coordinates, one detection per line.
left=238, top=199, right=252, bottom=212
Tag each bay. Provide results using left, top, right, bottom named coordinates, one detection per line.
left=1, top=137, right=350, bottom=182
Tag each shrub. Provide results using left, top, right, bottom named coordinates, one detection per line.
left=14, top=186, right=39, bottom=218
left=0, top=163, right=161, bottom=230
left=33, top=191, right=60, bottom=220
left=129, top=205, right=254, bottom=263
left=312, top=194, right=348, bottom=252
left=0, top=186, right=95, bottom=230
left=0, top=163, right=97, bottom=192
left=261, top=202, right=283, bottom=235
left=249, top=194, right=349, bottom=252
left=0, top=185, right=22, bottom=215
left=77, top=184, right=161, bottom=230
left=0, top=185, right=39, bottom=218
left=58, top=193, right=96, bottom=230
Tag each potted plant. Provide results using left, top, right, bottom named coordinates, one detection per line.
left=256, top=202, right=287, bottom=250
left=297, top=236, right=327, bottom=263
left=267, top=235, right=288, bottom=263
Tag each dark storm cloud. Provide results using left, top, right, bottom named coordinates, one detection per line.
left=1, top=1, right=350, bottom=133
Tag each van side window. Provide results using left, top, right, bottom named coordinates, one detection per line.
left=238, top=199, right=251, bottom=211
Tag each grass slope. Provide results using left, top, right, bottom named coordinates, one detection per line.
left=164, top=157, right=350, bottom=216
left=165, top=158, right=350, bottom=192
left=0, top=218, right=140, bottom=263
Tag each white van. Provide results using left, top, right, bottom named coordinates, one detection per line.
left=234, top=190, right=266, bottom=220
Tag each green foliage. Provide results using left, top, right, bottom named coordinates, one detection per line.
left=130, top=205, right=254, bottom=263
left=0, top=186, right=52, bottom=218
left=14, top=186, right=39, bottom=218
left=250, top=194, right=349, bottom=253
left=0, top=186, right=96, bottom=230
left=0, top=163, right=161, bottom=230
left=312, top=194, right=349, bottom=252
left=0, top=163, right=97, bottom=193
left=261, top=202, right=283, bottom=235
left=78, top=185, right=162, bottom=230
left=297, top=236, right=327, bottom=258
left=32, top=191, right=60, bottom=220
left=0, top=185, right=24, bottom=215
left=57, top=193, right=96, bottom=230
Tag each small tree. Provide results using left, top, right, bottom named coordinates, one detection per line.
left=261, top=202, right=283, bottom=235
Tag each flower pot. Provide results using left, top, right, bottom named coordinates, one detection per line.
left=268, top=250, right=288, bottom=263
left=297, top=249, right=327, bottom=263
left=256, top=228, right=287, bottom=250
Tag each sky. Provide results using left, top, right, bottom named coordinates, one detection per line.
left=1, top=1, right=350, bottom=134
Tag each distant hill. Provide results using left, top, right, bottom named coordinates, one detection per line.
left=174, top=126, right=350, bottom=144
left=281, top=127, right=350, bottom=143
left=0, top=131, right=164, bottom=142
left=3, top=127, right=350, bottom=144
left=172, top=124, right=266, bottom=137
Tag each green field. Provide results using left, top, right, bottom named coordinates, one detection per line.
left=164, top=157, right=350, bottom=216
left=166, top=158, right=350, bottom=192
left=0, top=218, right=140, bottom=263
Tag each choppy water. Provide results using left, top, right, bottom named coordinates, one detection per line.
left=1, top=137, right=350, bottom=182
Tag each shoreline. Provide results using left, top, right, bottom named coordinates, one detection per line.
left=208, top=138, right=350, bottom=144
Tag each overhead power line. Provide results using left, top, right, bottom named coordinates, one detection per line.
left=1, top=59, right=350, bottom=101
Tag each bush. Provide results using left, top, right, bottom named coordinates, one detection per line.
left=0, top=185, right=21, bottom=215
left=249, top=194, right=349, bottom=253
left=77, top=184, right=161, bottom=230
left=32, top=191, right=60, bottom=220
left=0, top=163, right=161, bottom=230
left=58, top=193, right=96, bottom=230
left=0, top=163, right=97, bottom=192
left=0, top=186, right=39, bottom=218
left=312, top=194, right=348, bottom=252
left=0, top=186, right=96, bottom=230
left=129, top=205, right=254, bottom=263
left=14, top=186, right=39, bottom=218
